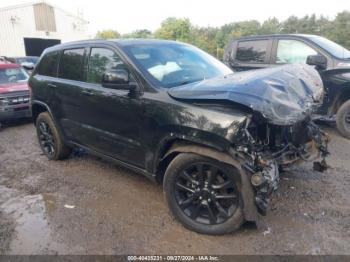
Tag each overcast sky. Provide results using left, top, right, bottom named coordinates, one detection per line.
left=0, top=0, right=349, bottom=35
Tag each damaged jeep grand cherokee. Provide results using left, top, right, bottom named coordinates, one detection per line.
left=30, top=39, right=329, bottom=235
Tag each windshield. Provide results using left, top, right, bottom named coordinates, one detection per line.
left=0, top=67, right=29, bottom=84
left=310, top=36, right=350, bottom=59
left=124, top=43, right=233, bottom=88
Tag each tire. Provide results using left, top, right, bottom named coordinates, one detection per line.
left=36, top=112, right=71, bottom=160
left=336, top=100, right=350, bottom=139
left=163, top=153, right=244, bottom=235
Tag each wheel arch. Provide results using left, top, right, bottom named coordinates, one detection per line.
left=157, top=140, right=259, bottom=222
left=330, top=87, right=350, bottom=115
left=31, top=101, right=52, bottom=124
left=31, top=100, right=68, bottom=145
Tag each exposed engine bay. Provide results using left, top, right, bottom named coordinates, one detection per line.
left=233, top=115, right=329, bottom=214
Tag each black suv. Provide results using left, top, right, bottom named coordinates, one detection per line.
left=30, top=39, right=328, bottom=235
left=224, top=34, right=350, bottom=138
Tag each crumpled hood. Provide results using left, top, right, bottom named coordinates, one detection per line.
left=168, top=64, right=324, bottom=125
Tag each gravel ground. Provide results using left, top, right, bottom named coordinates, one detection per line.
left=0, top=121, right=349, bottom=255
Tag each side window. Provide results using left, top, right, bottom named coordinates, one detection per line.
left=58, top=48, right=85, bottom=81
left=37, top=51, right=59, bottom=77
left=276, top=40, right=317, bottom=64
left=236, top=40, right=268, bottom=63
left=87, top=48, right=126, bottom=84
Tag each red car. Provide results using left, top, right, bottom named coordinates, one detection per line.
left=0, top=61, right=31, bottom=121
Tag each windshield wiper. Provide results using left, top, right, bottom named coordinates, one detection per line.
left=177, top=78, right=204, bottom=87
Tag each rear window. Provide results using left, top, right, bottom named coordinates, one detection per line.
left=236, top=40, right=268, bottom=63
left=37, top=52, right=59, bottom=77
left=58, top=48, right=85, bottom=81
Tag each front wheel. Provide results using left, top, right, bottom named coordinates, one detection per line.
left=336, top=100, right=350, bottom=139
left=163, top=153, right=244, bottom=235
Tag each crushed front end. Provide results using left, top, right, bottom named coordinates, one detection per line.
left=231, top=115, right=329, bottom=215
left=168, top=64, right=330, bottom=216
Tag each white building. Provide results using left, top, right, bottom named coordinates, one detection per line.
left=0, top=1, right=89, bottom=57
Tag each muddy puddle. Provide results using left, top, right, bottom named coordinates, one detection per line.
left=0, top=186, right=67, bottom=254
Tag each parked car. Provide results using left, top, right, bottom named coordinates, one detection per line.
left=5, top=56, right=39, bottom=74
left=29, top=39, right=328, bottom=235
left=224, top=34, right=350, bottom=138
left=0, top=61, right=31, bottom=123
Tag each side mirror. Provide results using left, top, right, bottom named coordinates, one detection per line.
left=102, top=69, right=130, bottom=89
left=21, top=62, right=35, bottom=70
left=306, top=55, right=327, bottom=70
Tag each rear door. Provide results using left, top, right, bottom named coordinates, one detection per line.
left=53, top=47, right=91, bottom=144
left=229, top=38, right=273, bottom=71
left=31, top=50, right=60, bottom=104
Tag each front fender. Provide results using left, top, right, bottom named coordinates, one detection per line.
left=162, top=142, right=260, bottom=222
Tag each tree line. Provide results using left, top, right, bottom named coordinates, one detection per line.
left=96, top=11, right=350, bottom=58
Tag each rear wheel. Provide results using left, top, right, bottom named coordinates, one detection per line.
left=163, top=153, right=244, bottom=235
left=36, top=112, right=71, bottom=160
left=336, top=100, right=350, bottom=139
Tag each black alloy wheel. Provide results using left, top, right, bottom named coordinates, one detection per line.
left=35, top=112, right=71, bottom=160
left=174, top=162, right=239, bottom=225
left=38, top=120, right=55, bottom=157
left=164, top=153, right=244, bottom=235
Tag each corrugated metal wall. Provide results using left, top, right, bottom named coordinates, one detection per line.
left=0, top=5, right=36, bottom=56
left=33, top=3, right=56, bottom=32
left=0, top=3, right=89, bottom=56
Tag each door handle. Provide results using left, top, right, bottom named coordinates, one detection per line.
left=47, top=83, right=57, bottom=88
left=81, top=90, right=93, bottom=96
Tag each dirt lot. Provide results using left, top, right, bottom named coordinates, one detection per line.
left=0, top=121, right=350, bottom=255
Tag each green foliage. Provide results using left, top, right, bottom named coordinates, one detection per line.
left=191, top=26, right=220, bottom=55
left=328, top=11, right=350, bottom=49
left=95, top=29, right=121, bottom=39
left=260, top=17, right=280, bottom=34
left=122, top=29, right=153, bottom=39
left=95, top=11, right=350, bottom=58
left=154, top=17, right=192, bottom=42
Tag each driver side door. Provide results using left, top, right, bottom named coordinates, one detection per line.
left=78, top=46, right=145, bottom=168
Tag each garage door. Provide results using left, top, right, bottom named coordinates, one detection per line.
left=24, top=38, right=61, bottom=56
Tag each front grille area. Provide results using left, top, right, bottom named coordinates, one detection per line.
left=0, top=91, right=30, bottom=110
left=5, top=96, right=30, bottom=106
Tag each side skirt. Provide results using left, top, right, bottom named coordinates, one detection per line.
left=68, top=141, right=157, bottom=183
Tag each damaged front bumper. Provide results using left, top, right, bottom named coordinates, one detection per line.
left=250, top=160, right=279, bottom=215
left=233, top=120, right=329, bottom=215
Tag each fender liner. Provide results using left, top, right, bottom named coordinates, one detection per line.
left=163, top=142, right=259, bottom=222
left=31, top=100, right=54, bottom=123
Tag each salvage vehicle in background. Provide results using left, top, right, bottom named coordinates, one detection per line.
left=30, top=39, right=328, bottom=235
left=224, top=34, right=350, bottom=139
left=5, top=56, right=39, bottom=74
left=0, top=61, right=31, bottom=123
